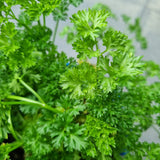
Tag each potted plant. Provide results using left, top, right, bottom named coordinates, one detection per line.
left=0, top=0, right=160, bottom=160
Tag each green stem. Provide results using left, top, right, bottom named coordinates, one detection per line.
left=38, top=19, right=41, bottom=26
left=1, top=101, right=43, bottom=107
left=8, top=109, right=19, bottom=141
left=95, top=40, right=100, bottom=67
left=96, top=42, right=99, bottom=51
left=97, top=56, right=100, bottom=66
left=2, top=78, right=64, bottom=113
left=96, top=56, right=100, bottom=87
left=43, top=104, right=64, bottom=113
left=53, top=20, right=59, bottom=43
left=6, top=95, right=64, bottom=114
left=19, top=78, right=45, bottom=104
left=2, top=141, right=23, bottom=154
left=96, top=42, right=100, bottom=90
left=43, top=13, right=46, bottom=26
left=7, top=95, right=45, bottom=107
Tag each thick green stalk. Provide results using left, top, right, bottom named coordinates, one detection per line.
left=6, top=95, right=64, bottom=114
left=1, top=141, right=23, bottom=154
left=4, top=79, right=64, bottom=113
left=43, top=104, right=64, bottom=113
left=1, top=101, right=36, bottom=105
left=6, top=96, right=44, bottom=107
left=53, top=20, right=59, bottom=43
left=19, top=78, right=45, bottom=104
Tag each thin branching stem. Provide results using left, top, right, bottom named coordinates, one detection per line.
left=96, top=43, right=99, bottom=51
left=19, top=78, right=45, bottom=104
left=53, top=20, right=59, bottom=43
left=38, top=19, right=41, bottom=26
left=4, top=141, right=23, bottom=154
left=43, top=13, right=46, bottom=26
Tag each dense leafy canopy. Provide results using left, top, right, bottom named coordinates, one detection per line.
left=0, top=1, right=160, bottom=160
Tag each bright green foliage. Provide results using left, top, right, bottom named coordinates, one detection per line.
left=1, top=1, right=160, bottom=160
left=0, top=22, right=19, bottom=53
left=0, top=22, right=39, bottom=70
left=102, top=29, right=131, bottom=51
left=70, top=9, right=109, bottom=40
left=72, top=37, right=100, bottom=59
left=60, top=7, right=160, bottom=160
left=60, top=3, right=116, bottom=44
left=18, top=0, right=60, bottom=20
left=84, top=116, right=116, bottom=159
left=61, top=9, right=144, bottom=96
left=0, top=1, right=14, bottom=23
left=60, top=62, right=97, bottom=98
left=0, top=0, right=60, bottom=23
left=110, top=50, right=143, bottom=78
left=97, top=52, right=143, bottom=93
left=60, top=4, right=112, bottom=44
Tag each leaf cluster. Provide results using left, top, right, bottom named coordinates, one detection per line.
left=59, top=6, right=160, bottom=160
left=84, top=116, right=116, bottom=159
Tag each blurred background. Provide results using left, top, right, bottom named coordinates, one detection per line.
left=13, top=0, right=160, bottom=143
